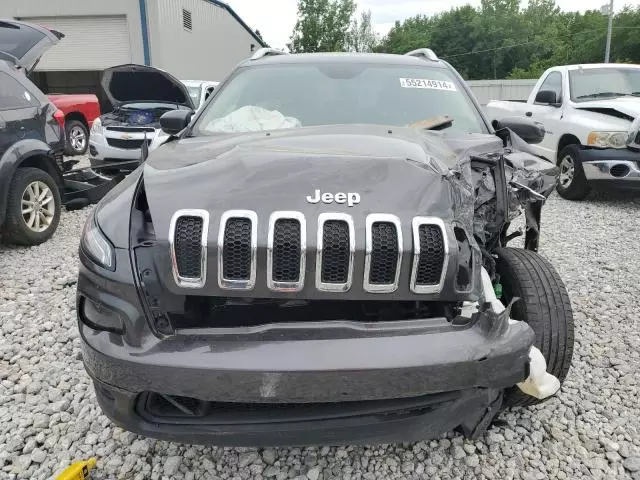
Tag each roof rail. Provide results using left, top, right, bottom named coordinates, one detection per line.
left=251, top=48, right=289, bottom=61
left=405, top=48, right=439, bottom=61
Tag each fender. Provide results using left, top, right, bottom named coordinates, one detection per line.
left=0, top=138, right=62, bottom=227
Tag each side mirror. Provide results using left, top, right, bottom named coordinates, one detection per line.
left=534, top=90, right=560, bottom=106
left=494, top=116, right=546, bottom=144
left=160, top=109, right=193, bottom=135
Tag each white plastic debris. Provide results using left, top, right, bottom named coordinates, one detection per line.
left=480, top=267, right=560, bottom=399
left=481, top=267, right=506, bottom=314
left=517, top=346, right=561, bottom=399
left=203, top=105, right=302, bottom=133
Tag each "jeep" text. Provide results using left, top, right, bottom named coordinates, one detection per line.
left=306, top=190, right=361, bottom=207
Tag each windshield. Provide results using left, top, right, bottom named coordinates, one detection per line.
left=194, top=63, right=486, bottom=135
left=186, top=85, right=202, bottom=108
left=569, top=68, right=640, bottom=102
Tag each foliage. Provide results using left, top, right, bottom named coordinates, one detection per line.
left=374, top=1, right=640, bottom=80
left=288, top=0, right=356, bottom=53
left=347, top=10, right=379, bottom=52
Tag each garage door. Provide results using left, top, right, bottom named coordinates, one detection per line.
left=22, top=16, right=132, bottom=71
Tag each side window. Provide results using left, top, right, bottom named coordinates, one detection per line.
left=204, top=87, right=214, bottom=101
left=0, top=72, right=39, bottom=110
left=537, top=72, right=562, bottom=103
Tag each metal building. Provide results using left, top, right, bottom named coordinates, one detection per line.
left=0, top=0, right=265, bottom=98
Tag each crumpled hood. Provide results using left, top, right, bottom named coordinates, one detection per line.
left=142, top=125, right=506, bottom=238
left=574, top=97, right=640, bottom=121
left=101, top=64, right=193, bottom=109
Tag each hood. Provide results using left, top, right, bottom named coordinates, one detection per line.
left=574, top=97, right=640, bottom=121
left=101, top=64, right=193, bottom=109
left=142, top=125, right=503, bottom=240
left=0, top=19, right=63, bottom=73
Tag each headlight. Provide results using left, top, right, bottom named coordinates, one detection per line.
left=81, top=212, right=115, bottom=270
left=90, top=117, right=102, bottom=135
left=587, top=131, right=627, bottom=149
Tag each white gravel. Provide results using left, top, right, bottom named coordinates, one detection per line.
left=1, top=189, right=640, bottom=480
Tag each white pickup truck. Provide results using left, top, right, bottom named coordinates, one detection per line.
left=486, top=64, right=640, bottom=200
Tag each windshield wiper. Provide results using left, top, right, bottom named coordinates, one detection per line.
left=408, top=115, right=454, bottom=130
left=576, top=92, right=630, bottom=100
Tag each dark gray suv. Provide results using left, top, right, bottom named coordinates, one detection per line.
left=77, top=48, right=574, bottom=446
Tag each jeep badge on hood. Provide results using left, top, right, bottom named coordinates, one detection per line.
left=306, top=190, right=361, bottom=207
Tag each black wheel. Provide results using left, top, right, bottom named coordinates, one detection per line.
left=556, top=145, right=590, bottom=200
left=2, top=167, right=61, bottom=245
left=494, top=248, right=574, bottom=407
left=64, top=119, right=89, bottom=156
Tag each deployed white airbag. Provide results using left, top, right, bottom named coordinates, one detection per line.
left=204, top=106, right=302, bottom=133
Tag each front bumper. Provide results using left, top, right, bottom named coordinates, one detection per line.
left=580, top=147, right=640, bottom=189
left=89, top=127, right=167, bottom=163
left=78, top=250, right=535, bottom=446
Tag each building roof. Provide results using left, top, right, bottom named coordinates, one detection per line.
left=205, top=0, right=267, bottom=47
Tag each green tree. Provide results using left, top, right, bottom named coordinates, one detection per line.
left=376, top=2, right=640, bottom=80
left=347, top=10, right=379, bottom=52
left=288, top=0, right=356, bottom=53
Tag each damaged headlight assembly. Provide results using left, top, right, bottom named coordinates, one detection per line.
left=587, top=131, right=627, bottom=149
left=81, top=212, right=115, bottom=270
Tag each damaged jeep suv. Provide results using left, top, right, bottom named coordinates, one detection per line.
left=77, top=49, right=574, bottom=446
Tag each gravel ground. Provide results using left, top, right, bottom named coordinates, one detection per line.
left=1, top=187, right=640, bottom=480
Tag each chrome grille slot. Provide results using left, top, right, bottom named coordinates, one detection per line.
left=169, top=209, right=209, bottom=289
left=267, top=212, right=306, bottom=292
left=218, top=210, right=257, bottom=290
left=316, top=213, right=354, bottom=292
left=411, top=217, right=448, bottom=294
left=364, top=214, right=402, bottom=293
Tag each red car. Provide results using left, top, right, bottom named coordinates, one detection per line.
left=47, top=93, right=100, bottom=156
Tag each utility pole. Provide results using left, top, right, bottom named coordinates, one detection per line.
left=604, top=0, right=614, bottom=63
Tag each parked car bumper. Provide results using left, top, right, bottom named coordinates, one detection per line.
left=78, top=250, right=535, bottom=446
left=581, top=147, right=640, bottom=189
left=89, top=128, right=168, bottom=164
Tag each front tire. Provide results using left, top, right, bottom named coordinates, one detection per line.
left=64, top=120, right=89, bottom=156
left=2, top=168, right=61, bottom=246
left=556, top=145, right=590, bottom=200
left=494, top=248, right=574, bottom=407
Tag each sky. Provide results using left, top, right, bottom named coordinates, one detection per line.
left=227, top=0, right=639, bottom=50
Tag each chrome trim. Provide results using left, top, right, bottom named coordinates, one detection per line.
left=168, top=209, right=209, bottom=289
left=217, top=210, right=258, bottom=290
left=363, top=214, right=403, bottom=293
left=410, top=217, right=449, bottom=294
left=316, top=213, right=355, bottom=292
left=582, top=160, right=640, bottom=181
left=267, top=211, right=306, bottom=292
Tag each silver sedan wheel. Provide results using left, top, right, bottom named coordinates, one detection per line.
left=21, top=181, right=55, bottom=233
left=558, top=155, right=574, bottom=188
left=69, top=125, right=87, bottom=152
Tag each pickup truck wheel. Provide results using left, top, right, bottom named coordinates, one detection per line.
left=494, top=248, right=574, bottom=407
left=64, top=120, right=89, bottom=156
left=556, top=145, right=590, bottom=200
left=2, top=167, right=61, bottom=245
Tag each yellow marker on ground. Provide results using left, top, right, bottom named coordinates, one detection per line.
left=55, top=458, right=97, bottom=480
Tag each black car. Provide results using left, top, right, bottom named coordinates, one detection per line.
left=0, top=19, right=65, bottom=245
left=77, top=48, right=574, bottom=446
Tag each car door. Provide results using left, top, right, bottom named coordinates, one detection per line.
left=0, top=19, right=64, bottom=73
left=525, top=71, right=564, bottom=160
left=0, top=70, right=43, bottom=148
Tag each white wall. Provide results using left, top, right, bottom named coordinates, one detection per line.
left=0, top=0, right=145, bottom=65
left=467, top=79, right=537, bottom=106
left=147, top=0, right=259, bottom=81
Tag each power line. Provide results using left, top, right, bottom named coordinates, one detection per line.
left=440, top=26, right=640, bottom=59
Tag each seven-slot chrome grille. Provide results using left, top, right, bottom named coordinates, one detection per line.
left=169, top=211, right=449, bottom=293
